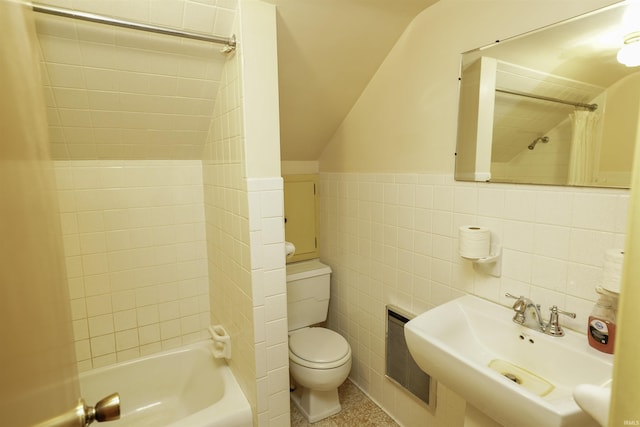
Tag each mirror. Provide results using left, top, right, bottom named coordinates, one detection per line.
left=455, top=2, right=640, bottom=188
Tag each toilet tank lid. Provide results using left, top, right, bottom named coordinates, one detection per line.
left=286, top=259, right=332, bottom=281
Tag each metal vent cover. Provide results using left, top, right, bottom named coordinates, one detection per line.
left=385, top=305, right=436, bottom=412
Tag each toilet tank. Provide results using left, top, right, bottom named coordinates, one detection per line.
left=286, top=259, right=332, bottom=331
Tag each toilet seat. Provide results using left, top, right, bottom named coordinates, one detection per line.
left=289, top=327, right=351, bottom=369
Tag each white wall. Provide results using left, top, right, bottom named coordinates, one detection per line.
left=320, top=173, right=628, bottom=426
left=320, top=0, right=619, bottom=173
left=204, top=1, right=289, bottom=425
left=491, top=118, right=572, bottom=185
left=1, top=3, right=79, bottom=424
left=49, top=1, right=287, bottom=425
left=56, top=160, right=209, bottom=370
left=241, top=0, right=282, bottom=178
left=281, top=160, right=319, bottom=175
left=318, top=1, right=626, bottom=426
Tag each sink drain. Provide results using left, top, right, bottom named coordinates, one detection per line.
left=503, top=373, right=522, bottom=384
left=489, top=359, right=554, bottom=396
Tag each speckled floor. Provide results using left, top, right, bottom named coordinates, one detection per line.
left=290, top=379, right=399, bottom=427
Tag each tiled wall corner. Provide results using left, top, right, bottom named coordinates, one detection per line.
left=55, top=160, right=209, bottom=371
left=319, top=172, right=629, bottom=427
left=247, top=177, right=289, bottom=427
left=203, top=166, right=256, bottom=411
left=203, top=31, right=290, bottom=426
left=202, top=25, right=263, bottom=422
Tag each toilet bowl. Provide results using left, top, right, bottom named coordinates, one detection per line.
left=286, top=259, right=352, bottom=422
left=288, top=327, right=352, bottom=422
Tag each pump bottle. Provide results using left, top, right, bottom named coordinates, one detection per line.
left=587, top=293, right=617, bottom=354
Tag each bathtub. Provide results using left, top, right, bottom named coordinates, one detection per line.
left=80, top=341, right=252, bottom=427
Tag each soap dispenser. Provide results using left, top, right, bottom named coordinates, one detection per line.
left=587, top=289, right=618, bottom=354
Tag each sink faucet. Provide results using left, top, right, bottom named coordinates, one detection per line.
left=505, top=293, right=576, bottom=337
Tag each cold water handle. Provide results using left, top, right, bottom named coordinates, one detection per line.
left=546, top=305, right=577, bottom=337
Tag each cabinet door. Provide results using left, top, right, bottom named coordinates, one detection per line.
left=283, top=175, right=318, bottom=262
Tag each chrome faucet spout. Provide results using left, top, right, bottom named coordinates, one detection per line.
left=504, top=293, right=574, bottom=337
left=525, top=302, right=546, bottom=331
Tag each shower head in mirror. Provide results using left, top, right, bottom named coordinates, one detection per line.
left=528, top=136, right=549, bottom=150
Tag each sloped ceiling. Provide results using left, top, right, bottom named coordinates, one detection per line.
left=35, top=0, right=439, bottom=161
left=263, top=0, right=440, bottom=161
left=34, top=1, right=235, bottom=160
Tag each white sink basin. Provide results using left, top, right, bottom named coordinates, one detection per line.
left=573, top=384, right=611, bottom=427
left=405, top=295, right=613, bottom=427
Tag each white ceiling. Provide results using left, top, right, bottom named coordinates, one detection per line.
left=263, top=0, right=440, bottom=161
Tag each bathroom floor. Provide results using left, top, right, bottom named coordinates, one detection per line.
left=290, top=379, right=399, bottom=427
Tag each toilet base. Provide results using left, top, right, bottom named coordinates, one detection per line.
left=290, top=385, right=342, bottom=423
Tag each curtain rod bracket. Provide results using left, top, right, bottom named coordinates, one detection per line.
left=221, top=35, right=237, bottom=54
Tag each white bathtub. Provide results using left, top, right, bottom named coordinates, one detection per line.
left=80, top=341, right=252, bottom=427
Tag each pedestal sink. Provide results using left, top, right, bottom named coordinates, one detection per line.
left=404, top=295, right=613, bottom=427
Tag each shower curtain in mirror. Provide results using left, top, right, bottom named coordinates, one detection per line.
left=568, top=109, right=599, bottom=186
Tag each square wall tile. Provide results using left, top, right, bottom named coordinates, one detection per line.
left=319, top=172, right=629, bottom=427
left=57, top=160, right=211, bottom=370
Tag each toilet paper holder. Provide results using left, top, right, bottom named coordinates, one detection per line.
left=458, top=226, right=502, bottom=277
left=463, top=246, right=502, bottom=278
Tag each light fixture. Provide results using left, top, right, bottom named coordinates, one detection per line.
left=617, top=31, right=640, bottom=67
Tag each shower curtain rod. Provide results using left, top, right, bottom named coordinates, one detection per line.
left=496, top=88, right=598, bottom=112
left=32, top=3, right=237, bottom=52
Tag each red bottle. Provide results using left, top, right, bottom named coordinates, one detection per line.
left=587, top=294, right=617, bottom=354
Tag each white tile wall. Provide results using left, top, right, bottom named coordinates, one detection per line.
left=319, top=172, right=629, bottom=427
left=201, top=27, right=257, bottom=417
left=35, top=0, right=237, bottom=160
left=55, top=160, right=209, bottom=371
left=202, top=31, right=289, bottom=425
left=41, top=2, right=289, bottom=425
left=247, top=178, right=290, bottom=427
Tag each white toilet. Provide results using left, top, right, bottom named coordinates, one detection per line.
left=286, top=259, right=352, bottom=423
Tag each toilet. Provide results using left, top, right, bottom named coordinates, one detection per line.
left=286, top=259, right=352, bottom=423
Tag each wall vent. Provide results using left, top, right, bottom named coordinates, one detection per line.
left=385, top=305, right=436, bottom=412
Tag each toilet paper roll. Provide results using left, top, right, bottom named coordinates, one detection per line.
left=285, top=241, right=296, bottom=258
left=458, top=225, right=491, bottom=259
left=601, top=249, right=624, bottom=294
